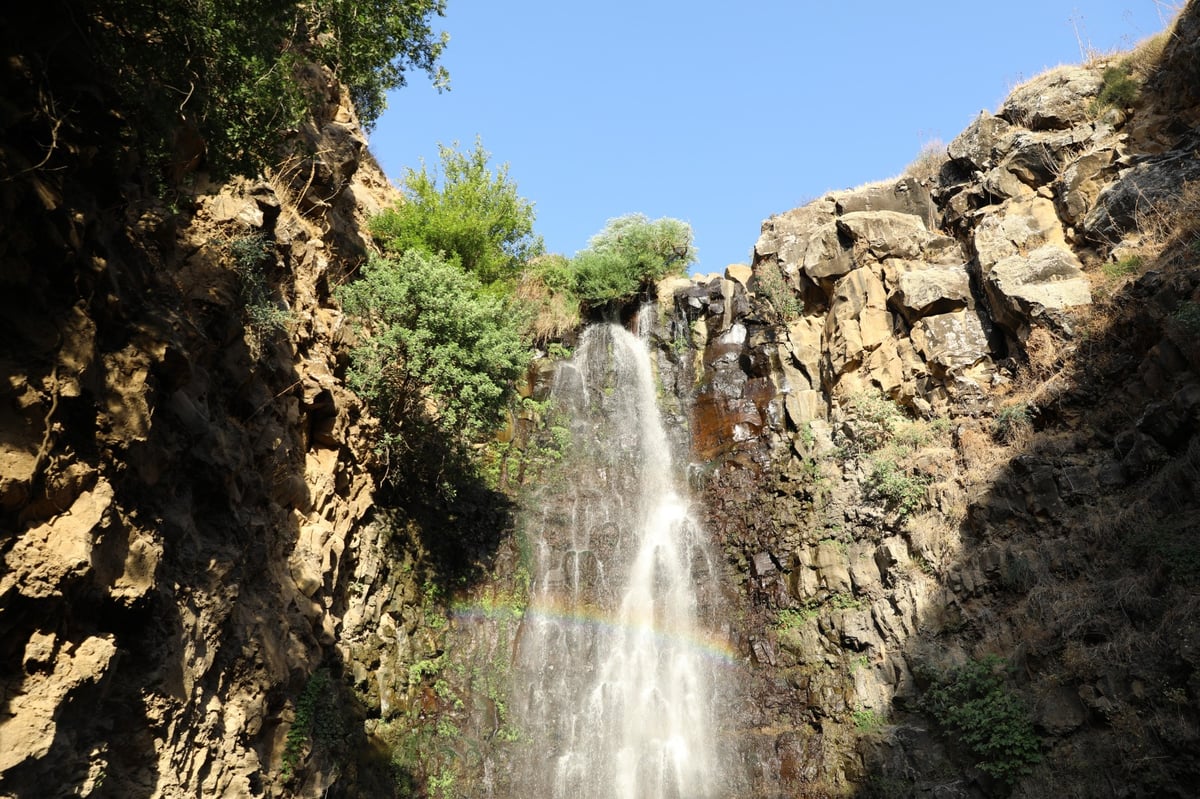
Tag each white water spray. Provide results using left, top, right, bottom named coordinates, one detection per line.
left=511, top=320, right=730, bottom=799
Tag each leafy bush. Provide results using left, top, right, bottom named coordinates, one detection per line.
left=337, top=251, right=530, bottom=447
left=514, top=255, right=583, bottom=343
left=227, top=233, right=291, bottom=338
left=571, top=214, right=696, bottom=305
left=753, top=262, right=800, bottom=320
left=864, top=458, right=928, bottom=519
left=852, top=707, right=884, bottom=731
left=1094, top=65, right=1139, bottom=112
left=80, top=0, right=448, bottom=176
left=921, top=656, right=1042, bottom=786
left=370, top=139, right=543, bottom=286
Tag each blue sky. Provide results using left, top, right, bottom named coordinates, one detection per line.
left=369, top=1, right=1177, bottom=275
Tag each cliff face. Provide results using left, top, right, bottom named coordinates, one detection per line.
left=670, top=9, right=1200, bottom=796
left=0, top=29, right=464, bottom=794
left=3, top=5, right=1200, bottom=799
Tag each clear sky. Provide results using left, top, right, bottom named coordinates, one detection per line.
left=368, top=1, right=1178, bottom=275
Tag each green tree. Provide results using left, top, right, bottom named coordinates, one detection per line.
left=337, top=251, right=530, bottom=450
left=572, top=214, right=696, bottom=305
left=370, top=139, right=544, bottom=286
left=77, top=0, right=448, bottom=176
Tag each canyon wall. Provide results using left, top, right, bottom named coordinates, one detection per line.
left=665, top=10, right=1200, bottom=796
left=3, top=4, right=1200, bottom=798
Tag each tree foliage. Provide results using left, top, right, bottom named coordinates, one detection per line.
left=370, top=139, right=543, bottom=286
left=921, top=656, right=1042, bottom=786
left=78, top=0, right=448, bottom=175
left=337, top=251, right=530, bottom=448
left=571, top=214, right=696, bottom=305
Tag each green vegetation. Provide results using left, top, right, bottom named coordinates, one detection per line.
left=753, top=262, right=801, bottom=320
left=993, top=402, right=1032, bottom=445
left=282, top=669, right=345, bottom=780
left=835, top=391, right=942, bottom=520
left=370, top=139, right=543, bottom=287
left=776, top=606, right=818, bottom=632
left=227, top=233, right=291, bottom=338
left=81, top=0, right=448, bottom=176
left=920, top=656, right=1042, bottom=787
left=1172, top=300, right=1200, bottom=335
left=338, top=250, right=530, bottom=446
left=1102, top=254, right=1143, bottom=279
left=1093, top=64, right=1139, bottom=113
left=852, top=706, right=884, bottom=731
left=571, top=213, right=696, bottom=306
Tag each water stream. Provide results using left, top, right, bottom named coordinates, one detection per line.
left=511, top=317, right=733, bottom=799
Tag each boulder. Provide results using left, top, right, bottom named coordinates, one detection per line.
left=824, top=268, right=891, bottom=376
left=725, top=263, right=753, bottom=287
left=832, top=177, right=938, bottom=230
left=1000, top=125, right=1099, bottom=188
left=836, top=211, right=930, bottom=261
left=948, top=112, right=1016, bottom=171
left=1000, top=66, right=1104, bottom=130
left=891, top=265, right=973, bottom=321
left=973, top=196, right=1067, bottom=271
left=755, top=199, right=837, bottom=263
left=1082, top=149, right=1200, bottom=242
left=802, top=222, right=856, bottom=280
left=910, top=310, right=991, bottom=372
left=986, top=244, right=1092, bottom=336
left=1055, top=147, right=1119, bottom=226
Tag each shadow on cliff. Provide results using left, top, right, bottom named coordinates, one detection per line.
left=0, top=8, right=492, bottom=793
left=852, top=39, right=1200, bottom=799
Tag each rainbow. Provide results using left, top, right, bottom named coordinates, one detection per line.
left=451, top=595, right=741, bottom=667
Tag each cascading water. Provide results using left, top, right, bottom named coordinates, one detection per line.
left=509, top=316, right=735, bottom=799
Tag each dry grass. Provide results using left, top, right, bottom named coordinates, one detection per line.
left=514, top=259, right=581, bottom=344
left=904, top=139, right=946, bottom=185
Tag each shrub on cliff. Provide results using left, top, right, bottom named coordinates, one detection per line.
left=337, top=251, right=530, bottom=454
left=572, top=214, right=696, bottom=306
left=78, top=0, right=448, bottom=176
left=370, top=139, right=543, bottom=287
left=920, top=656, right=1042, bottom=787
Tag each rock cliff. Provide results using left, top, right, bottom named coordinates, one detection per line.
left=662, top=9, right=1200, bottom=796
left=3, top=4, right=1200, bottom=799
left=0, top=26, right=478, bottom=796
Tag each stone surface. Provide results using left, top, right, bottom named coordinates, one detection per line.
left=1001, top=66, right=1104, bottom=130
left=948, top=112, right=1017, bottom=170
left=974, top=195, right=1068, bottom=270
left=986, top=244, right=1092, bottom=335
left=891, top=265, right=973, bottom=321
left=911, top=310, right=992, bottom=372
left=1082, top=148, right=1200, bottom=241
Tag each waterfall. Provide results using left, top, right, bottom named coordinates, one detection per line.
left=510, top=317, right=733, bottom=799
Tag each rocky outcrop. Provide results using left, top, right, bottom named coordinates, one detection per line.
left=664, top=9, right=1200, bottom=796
left=0, top=47, right=454, bottom=796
